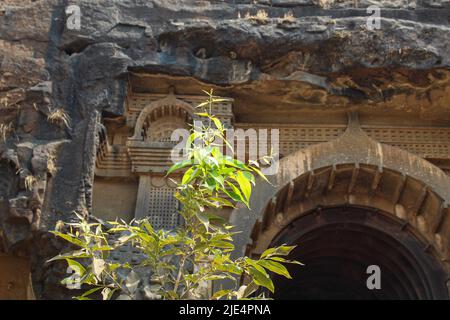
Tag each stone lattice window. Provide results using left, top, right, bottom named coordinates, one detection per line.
left=147, top=186, right=181, bottom=230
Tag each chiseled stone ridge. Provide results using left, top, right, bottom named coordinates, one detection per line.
left=0, top=0, right=449, bottom=298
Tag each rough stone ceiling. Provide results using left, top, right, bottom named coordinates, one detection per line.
left=2, top=1, right=449, bottom=122
left=111, top=1, right=450, bottom=123
left=129, top=67, right=450, bottom=125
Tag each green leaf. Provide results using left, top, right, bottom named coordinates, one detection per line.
left=234, top=171, right=252, bottom=202
left=73, top=296, right=92, bottom=300
left=47, top=250, right=90, bottom=262
left=261, top=245, right=296, bottom=259
left=101, top=287, right=112, bottom=300
left=65, top=258, right=86, bottom=277
left=246, top=265, right=274, bottom=293
left=210, top=170, right=224, bottom=188
left=209, top=197, right=235, bottom=208
left=205, top=177, right=217, bottom=191
left=108, top=226, right=128, bottom=233
left=211, top=146, right=223, bottom=158
left=251, top=166, right=270, bottom=183
left=195, top=211, right=210, bottom=230
left=196, top=101, right=211, bottom=109
left=237, top=281, right=258, bottom=299
left=257, top=259, right=292, bottom=279
left=211, top=116, right=223, bottom=132
left=182, top=167, right=198, bottom=185
left=108, top=263, right=122, bottom=272
left=202, top=211, right=226, bottom=224
left=141, top=220, right=154, bottom=234
left=248, top=160, right=260, bottom=168
left=161, top=247, right=184, bottom=257
left=81, top=286, right=103, bottom=298
left=211, top=289, right=232, bottom=300
left=225, top=181, right=247, bottom=206
left=210, top=240, right=234, bottom=250
left=186, top=132, right=197, bottom=150
left=51, top=231, right=86, bottom=248
left=211, top=98, right=229, bottom=103
left=216, top=263, right=242, bottom=275
left=268, top=256, right=304, bottom=265
left=125, top=270, right=140, bottom=294
left=223, top=157, right=246, bottom=170
left=167, top=159, right=193, bottom=175
left=92, top=258, right=105, bottom=278
left=203, top=274, right=232, bottom=281
left=242, top=171, right=255, bottom=185
left=260, top=247, right=277, bottom=259
left=91, top=245, right=113, bottom=252
left=117, top=233, right=135, bottom=244
left=209, top=232, right=233, bottom=242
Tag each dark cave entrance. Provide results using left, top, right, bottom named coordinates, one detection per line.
left=269, top=206, right=449, bottom=300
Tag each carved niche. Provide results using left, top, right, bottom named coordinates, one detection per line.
left=94, top=90, right=234, bottom=230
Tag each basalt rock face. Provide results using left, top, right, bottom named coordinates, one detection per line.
left=0, top=0, right=449, bottom=299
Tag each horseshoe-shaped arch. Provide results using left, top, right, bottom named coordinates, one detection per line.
left=229, top=116, right=450, bottom=295
left=129, top=94, right=195, bottom=141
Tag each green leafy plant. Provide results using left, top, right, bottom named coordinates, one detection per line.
left=49, top=91, right=302, bottom=300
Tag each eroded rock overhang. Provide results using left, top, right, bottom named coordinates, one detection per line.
left=0, top=0, right=449, bottom=298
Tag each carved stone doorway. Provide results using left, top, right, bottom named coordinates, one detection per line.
left=269, top=206, right=448, bottom=300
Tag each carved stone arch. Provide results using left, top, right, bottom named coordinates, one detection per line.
left=146, top=116, right=189, bottom=143
left=267, top=206, right=449, bottom=299
left=129, top=94, right=195, bottom=141
left=249, top=163, right=450, bottom=258
left=229, top=114, right=450, bottom=295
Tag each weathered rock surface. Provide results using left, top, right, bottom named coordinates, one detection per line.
left=0, top=0, right=449, bottom=298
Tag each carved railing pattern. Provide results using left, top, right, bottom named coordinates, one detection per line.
left=236, top=123, right=450, bottom=160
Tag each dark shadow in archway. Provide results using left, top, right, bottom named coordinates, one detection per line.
left=269, top=206, right=449, bottom=300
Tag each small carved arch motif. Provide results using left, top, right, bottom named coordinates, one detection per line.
left=129, top=94, right=195, bottom=141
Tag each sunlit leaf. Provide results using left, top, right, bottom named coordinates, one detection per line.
left=125, top=270, right=140, bottom=294
left=167, top=159, right=193, bottom=175
left=203, top=274, right=232, bottom=281
left=47, top=250, right=90, bottom=262
left=51, top=231, right=86, bottom=248
left=92, top=258, right=105, bottom=278
left=211, top=117, right=223, bottom=132
left=246, top=264, right=274, bottom=293
left=196, top=211, right=210, bottom=230
left=234, top=171, right=252, bottom=202
left=225, top=181, right=248, bottom=207
left=182, top=167, right=198, bottom=185
left=101, top=287, right=111, bottom=300
left=79, top=286, right=103, bottom=298
left=251, top=166, right=270, bottom=183
left=65, top=258, right=86, bottom=277
left=261, top=245, right=296, bottom=259
left=212, top=289, right=232, bottom=300
left=237, top=281, right=258, bottom=299
left=257, top=259, right=292, bottom=279
left=268, top=256, right=304, bottom=265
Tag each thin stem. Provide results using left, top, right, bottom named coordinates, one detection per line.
left=173, top=255, right=187, bottom=296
